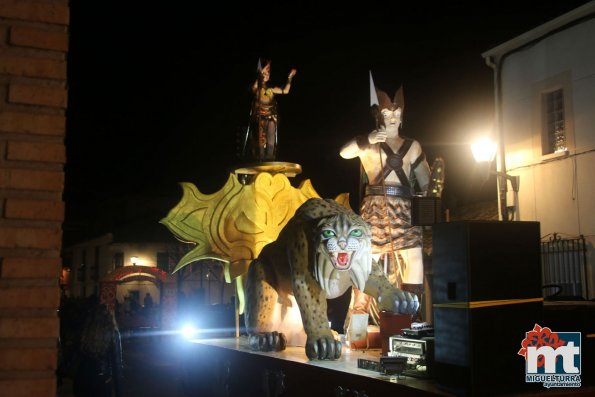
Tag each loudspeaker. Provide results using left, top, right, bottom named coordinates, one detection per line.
left=411, top=196, right=442, bottom=226
left=432, top=221, right=542, bottom=396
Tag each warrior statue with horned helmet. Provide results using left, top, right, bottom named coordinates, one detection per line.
left=340, top=72, right=432, bottom=320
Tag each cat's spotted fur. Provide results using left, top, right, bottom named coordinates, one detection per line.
left=244, top=198, right=418, bottom=360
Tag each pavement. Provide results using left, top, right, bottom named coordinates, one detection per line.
left=57, top=330, right=188, bottom=397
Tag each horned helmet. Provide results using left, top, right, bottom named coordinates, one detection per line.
left=369, top=71, right=404, bottom=129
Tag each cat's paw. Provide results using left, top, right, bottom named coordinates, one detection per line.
left=248, top=331, right=287, bottom=352
left=378, top=289, right=419, bottom=315
left=305, top=335, right=342, bottom=360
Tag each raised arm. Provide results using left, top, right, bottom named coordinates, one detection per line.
left=339, top=129, right=388, bottom=159
left=339, top=137, right=362, bottom=159
left=251, top=78, right=259, bottom=93
left=271, top=69, right=297, bottom=95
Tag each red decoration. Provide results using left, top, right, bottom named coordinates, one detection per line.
left=518, top=324, right=566, bottom=367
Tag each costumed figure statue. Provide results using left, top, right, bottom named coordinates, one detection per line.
left=246, top=60, right=297, bottom=161
left=339, top=72, right=431, bottom=320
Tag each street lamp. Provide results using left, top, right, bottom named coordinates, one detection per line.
left=471, top=137, right=519, bottom=221
left=471, top=137, right=497, bottom=162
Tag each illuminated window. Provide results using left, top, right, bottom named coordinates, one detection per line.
left=532, top=72, right=574, bottom=159
left=542, top=88, right=567, bottom=154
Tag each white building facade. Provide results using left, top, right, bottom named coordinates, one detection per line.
left=63, top=232, right=173, bottom=301
left=483, top=2, right=595, bottom=299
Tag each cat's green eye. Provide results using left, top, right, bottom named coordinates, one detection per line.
left=321, top=230, right=335, bottom=238
left=349, top=229, right=363, bottom=237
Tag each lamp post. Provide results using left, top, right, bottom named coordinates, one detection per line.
left=471, top=137, right=519, bottom=221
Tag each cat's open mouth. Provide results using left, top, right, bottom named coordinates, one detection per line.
left=330, top=251, right=352, bottom=270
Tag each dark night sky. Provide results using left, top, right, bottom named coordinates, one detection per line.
left=64, top=1, right=592, bottom=243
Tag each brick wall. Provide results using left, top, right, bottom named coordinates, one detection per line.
left=0, top=1, right=69, bottom=396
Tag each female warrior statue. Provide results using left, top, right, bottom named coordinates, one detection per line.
left=248, top=60, right=296, bottom=161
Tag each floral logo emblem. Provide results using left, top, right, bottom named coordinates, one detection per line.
left=518, top=324, right=565, bottom=367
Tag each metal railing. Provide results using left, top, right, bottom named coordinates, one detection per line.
left=541, top=233, right=588, bottom=300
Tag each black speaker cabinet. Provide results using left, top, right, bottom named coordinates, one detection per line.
left=411, top=196, right=442, bottom=226
left=432, top=221, right=543, bottom=396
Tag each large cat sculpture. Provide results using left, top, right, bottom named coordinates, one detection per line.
left=244, top=198, right=419, bottom=360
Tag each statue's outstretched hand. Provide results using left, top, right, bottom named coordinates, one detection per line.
left=288, top=69, right=297, bottom=78
left=368, top=129, right=387, bottom=144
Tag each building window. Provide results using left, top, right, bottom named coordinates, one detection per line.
left=542, top=88, right=566, bottom=155
left=91, top=246, right=100, bottom=281
left=532, top=71, right=573, bottom=160
left=156, top=252, right=169, bottom=272
left=114, top=252, right=124, bottom=268
left=77, top=250, right=87, bottom=282
left=61, top=253, right=72, bottom=288
left=62, top=252, right=72, bottom=272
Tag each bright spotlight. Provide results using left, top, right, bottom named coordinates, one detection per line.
left=180, top=324, right=199, bottom=339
